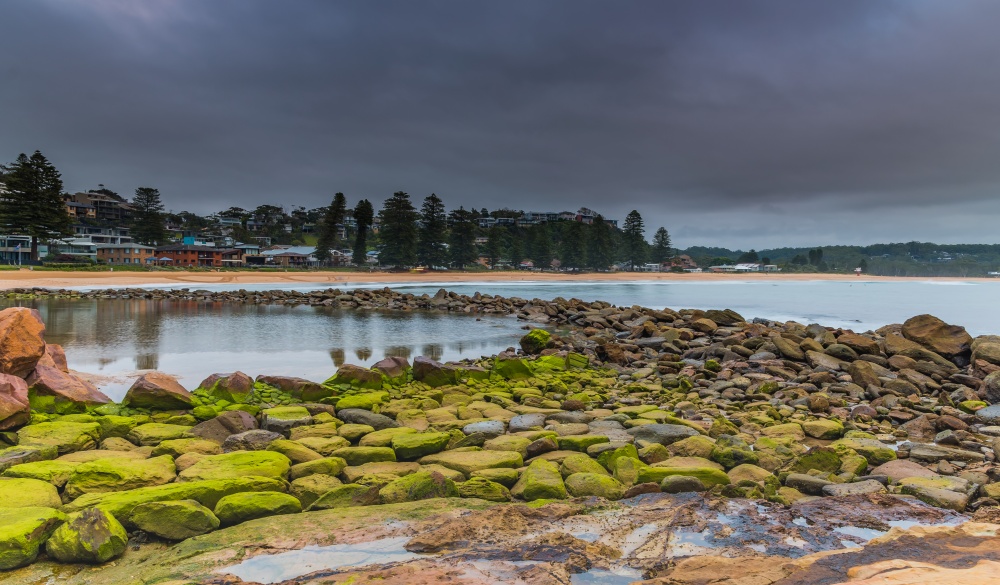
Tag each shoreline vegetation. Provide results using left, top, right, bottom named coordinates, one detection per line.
left=1, top=289, right=999, bottom=582
left=2, top=268, right=1000, bottom=290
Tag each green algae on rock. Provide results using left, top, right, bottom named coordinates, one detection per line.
left=214, top=491, right=302, bottom=526
left=0, top=507, right=66, bottom=570
left=45, top=508, right=127, bottom=564
left=130, top=499, right=220, bottom=540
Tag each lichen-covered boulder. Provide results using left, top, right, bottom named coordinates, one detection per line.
left=0, top=374, right=30, bottom=431
left=419, top=450, right=522, bottom=478
left=64, top=455, right=177, bottom=499
left=902, top=314, right=973, bottom=358
left=412, top=356, right=461, bottom=387
left=358, top=427, right=418, bottom=447
left=372, top=356, right=410, bottom=383
left=189, top=410, right=258, bottom=444
left=127, top=423, right=193, bottom=446
left=26, top=366, right=111, bottom=414
left=378, top=470, right=458, bottom=504
left=266, top=439, right=324, bottom=464
left=17, top=421, right=102, bottom=454
left=213, top=491, right=301, bottom=526
left=45, top=507, right=127, bottom=564
left=130, top=499, right=220, bottom=540
left=0, top=477, right=62, bottom=508
left=519, top=329, right=552, bottom=354
left=801, top=419, right=844, bottom=440
left=256, top=375, right=331, bottom=402
left=627, top=424, right=700, bottom=446
left=0, top=506, right=66, bottom=570
left=122, top=373, right=193, bottom=410
left=0, top=445, right=56, bottom=474
left=492, top=357, right=532, bottom=380
left=331, top=446, right=396, bottom=466
left=326, top=365, right=383, bottom=390
left=560, top=453, right=611, bottom=477
left=391, top=432, right=451, bottom=460
left=564, top=472, right=625, bottom=499
left=511, top=459, right=567, bottom=501
left=637, top=465, right=730, bottom=487
left=198, top=372, right=255, bottom=403
left=0, top=308, right=46, bottom=378
left=457, top=477, right=512, bottom=502
left=178, top=450, right=290, bottom=483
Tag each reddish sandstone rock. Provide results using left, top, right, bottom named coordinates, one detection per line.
left=0, top=307, right=46, bottom=378
left=0, top=373, right=30, bottom=430
left=26, top=365, right=112, bottom=413
left=372, top=356, right=410, bottom=381
left=256, top=375, right=331, bottom=401
left=36, top=343, right=68, bottom=372
left=123, top=372, right=193, bottom=410
left=198, top=372, right=255, bottom=402
left=902, top=314, right=973, bottom=358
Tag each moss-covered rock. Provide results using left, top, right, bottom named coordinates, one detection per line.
left=130, top=500, right=220, bottom=540
left=556, top=434, right=609, bottom=452
left=335, top=393, right=388, bottom=413
left=288, top=457, right=347, bottom=480
left=306, top=483, right=380, bottom=510
left=214, top=491, right=301, bottom=526
left=358, top=427, right=417, bottom=447
left=612, top=456, right=647, bottom=486
left=0, top=506, right=66, bottom=570
left=16, top=422, right=101, bottom=454
left=266, top=439, right=324, bottom=464
left=559, top=453, right=611, bottom=477
left=62, top=476, right=288, bottom=524
left=378, top=471, right=458, bottom=504
left=391, top=432, right=451, bottom=460
left=127, top=423, right=192, bottom=446
left=469, top=467, right=520, bottom=487
left=637, top=466, right=730, bottom=487
left=177, top=451, right=290, bottom=483
left=197, top=372, right=255, bottom=403
left=0, top=477, right=62, bottom=508
left=419, top=450, right=522, bottom=478
left=457, top=477, right=512, bottom=502
left=800, top=419, right=844, bottom=440
left=510, top=459, right=567, bottom=501
left=337, top=423, right=376, bottom=442
left=45, top=507, right=127, bottom=564
left=492, top=357, right=533, bottom=380
left=331, top=446, right=396, bottom=466
left=710, top=446, right=759, bottom=469
left=326, top=366, right=384, bottom=391
left=483, top=435, right=532, bottom=457
left=289, top=474, right=343, bottom=508
left=261, top=406, right=313, bottom=434
left=1, top=460, right=77, bottom=488
left=150, top=438, right=221, bottom=458
left=293, top=435, right=350, bottom=455
left=64, top=455, right=177, bottom=499
left=831, top=438, right=897, bottom=466
left=565, top=473, right=625, bottom=499
left=519, top=329, right=552, bottom=354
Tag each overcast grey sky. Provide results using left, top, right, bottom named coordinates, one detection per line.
left=2, top=0, right=999, bottom=249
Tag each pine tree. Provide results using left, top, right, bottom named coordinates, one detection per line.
left=315, top=193, right=346, bottom=264
left=485, top=226, right=506, bottom=268
left=651, top=227, right=672, bottom=263
left=586, top=216, right=615, bottom=270
left=448, top=206, right=478, bottom=268
left=377, top=192, right=418, bottom=267
left=559, top=221, right=585, bottom=270
left=352, top=199, right=374, bottom=266
left=0, top=151, right=72, bottom=261
left=417, top=193, right=448, bottom=268
left=622, top=209, right=646, bottom=270
left=528, top=223, right=553, bottom=269
left=130, top=187, right=166, bottom=245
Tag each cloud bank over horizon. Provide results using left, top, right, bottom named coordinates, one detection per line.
left=2, top=0, right=999, bottom=248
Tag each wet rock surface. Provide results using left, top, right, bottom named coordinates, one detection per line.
left=2, top=296, right=1000, bottom=583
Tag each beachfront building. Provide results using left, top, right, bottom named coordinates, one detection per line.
left=97, top=244, right=155, bottom=265
left=154, top=244, right=237, bottom=267
left=0, top=234, right=31, bottom=265
left=259, top=245, right=319, bottom=267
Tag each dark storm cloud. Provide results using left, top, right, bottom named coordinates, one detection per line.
left=2, top=0, right=1000, bottom=247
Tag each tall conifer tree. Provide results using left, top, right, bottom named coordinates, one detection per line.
left=0, top=151, right=72, bottom=260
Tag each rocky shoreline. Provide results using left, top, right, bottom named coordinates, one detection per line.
left=1, top=288, right=1000, bottom=583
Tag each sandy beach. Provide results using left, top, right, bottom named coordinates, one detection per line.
left=0, top=268, right=995, bottom=289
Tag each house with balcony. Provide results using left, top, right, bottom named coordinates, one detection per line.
left=155, top=244, right=228, bottom=267
left=97, top=244, right=156, bottom=265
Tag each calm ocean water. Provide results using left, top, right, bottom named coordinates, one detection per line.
left=6, top=279, right=998, bottom=400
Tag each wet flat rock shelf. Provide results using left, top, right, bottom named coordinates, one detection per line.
left=1, top=293, right=1000, bottom=583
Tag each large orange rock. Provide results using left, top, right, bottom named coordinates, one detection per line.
left=36, top=343, right=68, bottom=372
left=122, top=372, right=193, bottom=410
left=902, top=314, right=972, bottom=358
left=26, top=365, right=111, bottom=413
left=0, top=308, right=46, bottom=378
left=0, top=373, right=30, bottom=430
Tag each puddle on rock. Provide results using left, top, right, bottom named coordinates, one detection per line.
left=571, top=566, right=644, bottom=584
left=216, top=536, right=422, bottom=583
